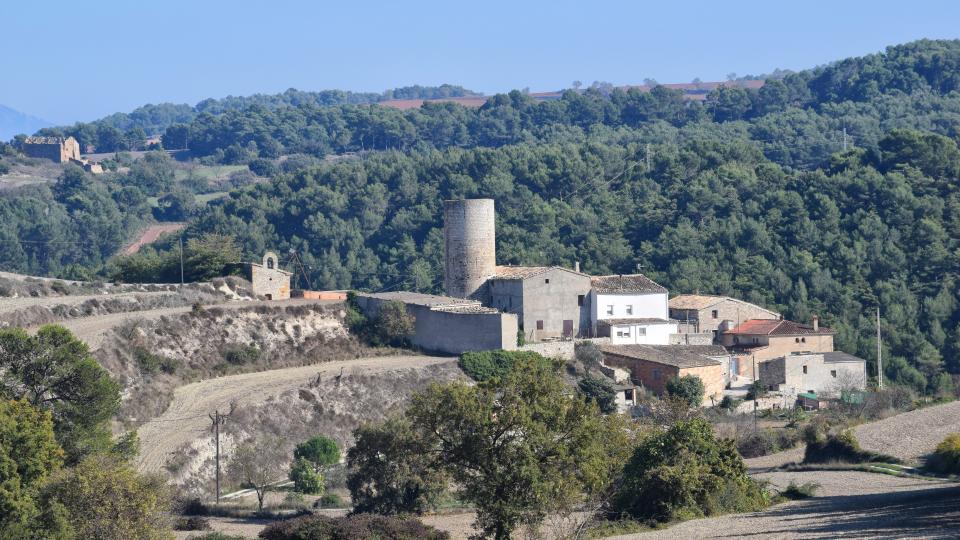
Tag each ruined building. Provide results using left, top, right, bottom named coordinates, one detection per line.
left=247, top=251, right=292, bottom=300
left=22, top=136, right=80, bottom=163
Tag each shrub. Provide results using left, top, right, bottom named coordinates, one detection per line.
left=744, top=380, right=768, bottom=400
left=578, top=376, right=618, bottom=413
left=458, top=349, right=555, bottom=382
left=737, top=428, right=802, bottom=459
left=666, top=374, right=705, bottom=407
left=612, top=418, right=768, bottom=523
left=191, top=534, right=246, bottom=540
left=314, top=492, right=343, bottom=508
left=134, top=347, right=179, bottom=375
left=803, top=430, right=883, bottom=464
left=180, top=497, right=209, bottom=516
left=718, top=395, right=741, bottom=411
left=289, top=458, right=324, bottom=494
left=224, top=344, right=261, bottom=365
left=927, top=433, right=960, bottom=474
left=779, top=481, right=819, bottom=500
left=174, top=516, right=211, bottom=530
left=258, top=513, right=449, bottom=540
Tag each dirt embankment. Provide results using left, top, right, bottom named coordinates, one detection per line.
left=95, top=302, right=399, bottom=426
left=152, top=356, right=461, bottom=496
left=854, top=400, right=960, bottom=464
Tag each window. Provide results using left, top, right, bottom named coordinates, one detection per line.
left=752, top=337, right=759, bottom=344
left=536, top=320, right=544, bottom=330
left=626, top=305, right=634, bottom=315
left=266, top=257, right=274, bottom=269
left=544, top=278, right=550, bottom=284
left=653, top=368, right=661, bottom=380
left=802, top=365, right=808, bottom=374
left=637, top=327, right=647, bottom=336
left=577, top=295, right=585, bottom=307
left=617, top=327, right=630, bottom=337
left=711, top=309, right=719, bottom=319
left=801, top=337, right=806, bottom=343
left=831, top=370, right=837, bottom=378
left=606, top=305, right=614, bottom=316
left=795, top=338, right=800, bottom=343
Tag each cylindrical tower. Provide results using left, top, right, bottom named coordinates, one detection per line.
left=444, top=199, right=496, bottom=298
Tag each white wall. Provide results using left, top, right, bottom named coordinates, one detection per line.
left=608, top=321, right=677, bottom=345
left=591, top=292, right=669, bottom=329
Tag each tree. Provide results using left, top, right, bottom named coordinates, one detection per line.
left=288, top=458, right=324, bottom=495
left=293, top=435, right=340, bottom=474
left=407, top=356, right=631, bottom=539
left=183, top=234, right=241, bottom=282
left=227, top=437, right=286, bottom=513
left=0, top=399, right=65, bottom=539
left=346, top=416, right=446, bottom=515
left=0, top=326, right=120, bottom=462
left=41, top=454, right=171, bottom=540
left=577, top=376, right=617, bottom=414
left=374, top=301, right=415, bottom=347
left=612, top=418, right=768, bottom=522
left=154, top=189, right=197, bottom=221
left=575, top=341, right=604, bottom=374
left=666, top=374, right=705, bottom=407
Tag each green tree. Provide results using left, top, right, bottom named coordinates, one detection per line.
left=666, top=374, right=706, bottom=407
left=0, top=399, right=66, bottom=539
left=577, top=376, right=618, bottom=414
left=227, top=437, right=286, bottom=513
left=407, top=356, right=631, bottom=539
left=288, top=458, right=324, bottom=495
left=346, top=416, right=446, bottom=516
left=0, top=326, right=120, bottom=462
left=374, top=301, right=415, bottom=347
left=41, top=454, right=172, bottom=540
left=293, top=435, right=340, bottom=474
left=612, top=418, right=768, bottom=522
left=183, top=234, right=241, bottom=282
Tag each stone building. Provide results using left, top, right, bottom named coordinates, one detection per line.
left=600, top=344, right=730, bottom=406
left=486, top=265, right=592, bottom=342
left=722, top=317, right=835, bottom=377
left=590, top=274, right=676, bottom=344
left=22, top=136, right=81, bottom=163
left=669, top=294, right=780, bottom=340
left=443, top=199, right=496, bottom=299
left=758, top=351, right=867, bottom=398
left=248, top=251, right=292, bottom=300
left=353, top=291, right=518, bottom=355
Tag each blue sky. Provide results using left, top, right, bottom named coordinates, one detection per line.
left=3, top=0, right=959, bottom=124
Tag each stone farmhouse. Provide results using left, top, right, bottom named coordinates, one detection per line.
left=759, top=351, right=867, bottom=398
left=722, top=316, right=835, bottom=373
left=669, top=294, right=780, bottom=340
left=22, top=136, right=80, bottom=163
left=600, top=344, right=730, bottom=406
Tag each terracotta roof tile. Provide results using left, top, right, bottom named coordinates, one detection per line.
left=600, top=344, right=726, bottom=368
left=727, top=318, right=833, bottom=336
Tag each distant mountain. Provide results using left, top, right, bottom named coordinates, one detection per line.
left=0, top=105, right=51, bottom=141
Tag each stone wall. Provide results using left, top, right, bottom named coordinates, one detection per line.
left=443, top=199, right=496, bottom=299
left=513, top=268, right=592, bottom=341
left=602, top=353, right=724, bottom=406
left=670, top=332, right=715, bottom=345
left=682, top=363, right=726, bottom=405
left=730, top=334, right=834, bottom=368
left=519, top=340, right=574, bottom=360
left=671, top=298, right=779, bottom=336
left=249, top=265, right=291, bottom=300
left=760, top=353, right=866, bottom=397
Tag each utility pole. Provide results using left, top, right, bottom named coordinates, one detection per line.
left=752, top=354, right=758, bottom=432
left=645, top=144, right=651, bottom=172
left=209, top=408, right=230, bottom=504
left=842, top=126, right=848, bottom=151
left=179, top=236, right=185, bottom=285
left=877, top=306, right=883, bottom=390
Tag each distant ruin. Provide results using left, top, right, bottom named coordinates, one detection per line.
left=22, top=136, right=80, bottom=163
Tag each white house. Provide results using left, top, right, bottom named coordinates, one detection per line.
left=590, top=274, right=678, bottom=345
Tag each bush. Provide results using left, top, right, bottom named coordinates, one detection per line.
left=779, top=481, right=819, bottom=500
left=224, top=344, right=261, bottom=365
left=578, top=376, right=618, bottom=413
left=314, top=492, right=344, bottom=508
left=737, top=428, right=802, bottom=459
left=258, top=513, right=449, bottom=540
left=927, top=433, right=960, bottom=474
left=134, top=347, right=179, bottom=374
left=744, top=380, right=768, bottom=401
left=666, top=374, right=705, bottom=407
left=803, top=430, right=885, bottom=464
left=174, top=516, right=211, bottom=531
left=458, top=349, right=555, bottom=382
left=289, top=458, right=324, bottom=494
left=180, top=497, right=209, bottom=516
left=191, top=534, right=246, bottom=540
left=612, top=418, right=768, bottom=523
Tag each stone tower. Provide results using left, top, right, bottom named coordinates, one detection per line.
left=444, top=199, right=496, bottom=298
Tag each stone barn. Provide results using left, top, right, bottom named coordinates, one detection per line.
left=22, top=136, right=81, bottom=163
left=247, top=251, right=291, bottom=300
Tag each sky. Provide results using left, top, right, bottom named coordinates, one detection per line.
left=3, top=0, right=960, bottom=124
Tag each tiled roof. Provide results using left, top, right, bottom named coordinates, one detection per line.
left=591, top=274, right=667, bottom=294
left=823, top=351, right=866, bottom=364
left=727, top=318, right=833, bottom=336
left=599, top=318, right=674, bottom=325
left=357, top=291, right=478, bottom=308
left=669, top=294, right=725, bottom=310
left=600, top=344, right=726, bottom=368
left=491, top=265, right=587, bottom=280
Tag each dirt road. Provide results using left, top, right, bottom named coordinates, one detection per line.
left=855, top=400, right=960, bottom=464
left=613, top=470, right=960, bottom=539
left=123, top=223, right=186, bottom=255
left=0, top=290, right=171, bottom=315
left=137, top=355, right=454, bottom=472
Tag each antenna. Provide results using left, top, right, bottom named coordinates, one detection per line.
left=285, top=249, right=312, bottom=291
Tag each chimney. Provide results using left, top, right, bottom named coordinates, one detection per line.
left=574, top=261, right=580, bottom=273
left=812, top=315, right=819, bottom=332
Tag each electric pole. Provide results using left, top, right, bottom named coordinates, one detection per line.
left=179, top=236, right=185, bottom=285
left=877, top=306, right=883, bottom=390
left=842, top=126, right=848, bottom=151
left=645, top=144, right=651, bottom=172
left=209, top=408, right=231, bottom=504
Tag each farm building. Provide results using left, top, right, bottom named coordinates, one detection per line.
left=599, top=344, right=730, bottom=406
left=591, top=274, right=676, bottom=344
left=759, top=351, right=867, bottom=398
left=22, top=136, right=80, bottom=163
left=669, top=294, right=780, bottom=340
left=722, top=316, right=835, bottom=376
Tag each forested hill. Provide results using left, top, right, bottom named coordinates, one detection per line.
left=28, top=84, right=479, bottom=151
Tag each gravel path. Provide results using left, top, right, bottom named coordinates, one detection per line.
left=136, top=355, right=453, bottom=472
left=855, top=401, right=960, bottom=464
